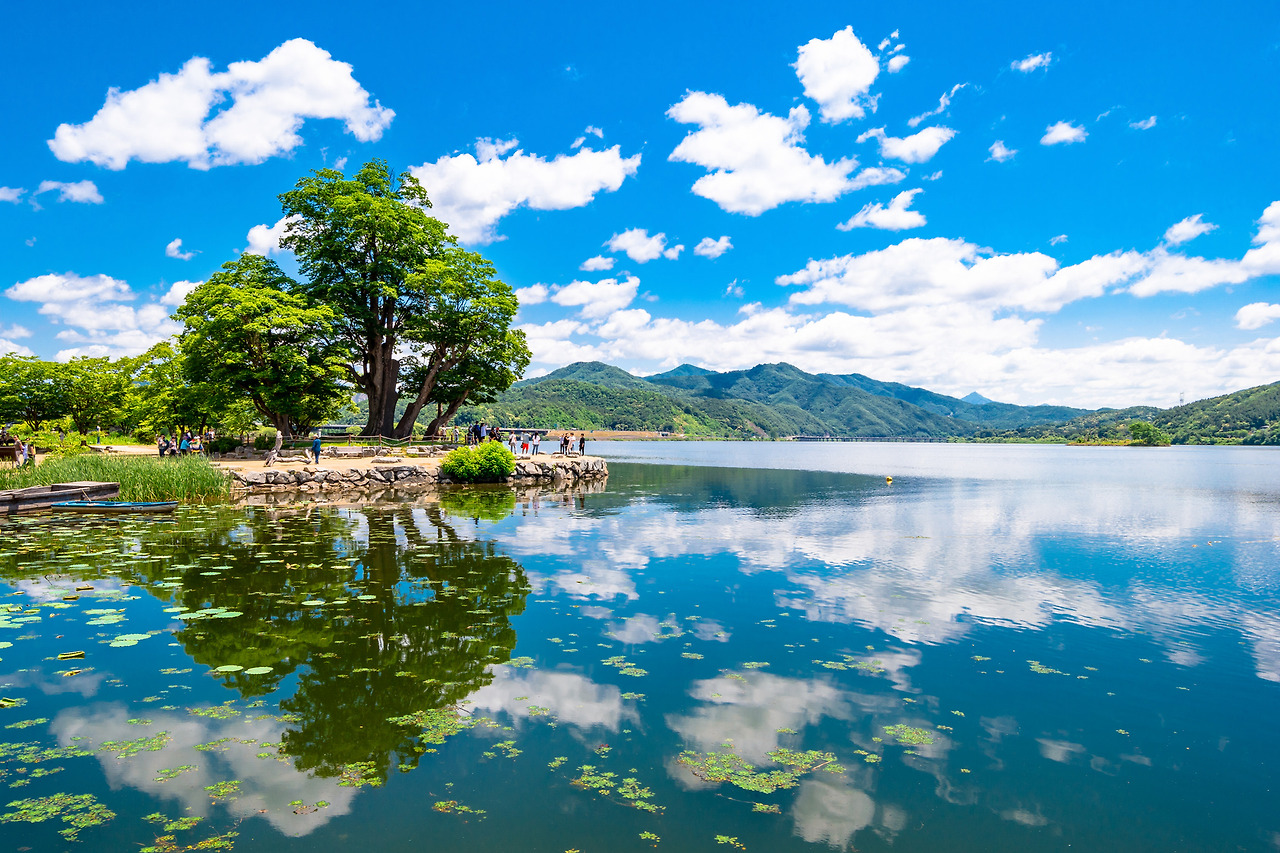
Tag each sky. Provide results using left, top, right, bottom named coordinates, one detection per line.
left=2, top=1, right=1279, bottom=408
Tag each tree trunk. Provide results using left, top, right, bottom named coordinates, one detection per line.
left=425, top=391, right=470, bottom=437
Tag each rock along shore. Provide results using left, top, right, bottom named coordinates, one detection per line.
left=227, top=454, right=608, bottom=493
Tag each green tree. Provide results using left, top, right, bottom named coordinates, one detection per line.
left=0, top=356, right=70, bottom=431
left=175, top=255, right=347, bottom=438
left=280, top=160, right=526, bottom=438
left=127, top=341, right=235, bottom=439
left=61, top=356, right=131, bottom=435
left=421, top=329, right=531, bottom=436
left=1127, top=420, right=1171, bottom=446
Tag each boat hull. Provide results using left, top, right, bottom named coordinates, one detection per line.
left=51, top=500, right=177, bottom=514
left=0, top=482, right=121, bottom=514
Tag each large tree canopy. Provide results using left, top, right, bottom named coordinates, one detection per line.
left=175, top=255, right=347, bottom=438
left=279, top=159, right=526, bottom=437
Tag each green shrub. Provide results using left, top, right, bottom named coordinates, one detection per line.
left=253, top=430, right=278, bottom=451
left=439, top=442, right=516, bottom=482
left=209, top=437, right=241, bottom=454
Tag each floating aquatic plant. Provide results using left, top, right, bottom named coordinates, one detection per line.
left=883, top=725, right=934, bottom=746
left=0, top=792, right=115, bottom=841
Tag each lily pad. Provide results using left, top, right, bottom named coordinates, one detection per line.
left=214, top=665, right=244, bottom=673
left=243, top=666, right=274, bottom=676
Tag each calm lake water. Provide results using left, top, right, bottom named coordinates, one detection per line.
left=1, top=442, right=1278, bottom=851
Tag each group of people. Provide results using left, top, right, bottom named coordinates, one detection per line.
left=0, top=430, right=33, bottom=467
left=441, top=423, right=589, bottom=458
left=156, top=429, right=209, bottom=457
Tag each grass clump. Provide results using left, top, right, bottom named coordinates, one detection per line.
left=0, top=455, right=230, bottom=502
left=439, top=442, right=516, bottom=482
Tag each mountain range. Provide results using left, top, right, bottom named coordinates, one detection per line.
left=447, top=361, right=1280, bottom=445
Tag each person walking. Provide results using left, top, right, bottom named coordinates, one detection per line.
left=311, top=433, right=322, bottom=464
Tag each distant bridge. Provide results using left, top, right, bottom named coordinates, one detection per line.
left=788, top=435, right=950, bottom=443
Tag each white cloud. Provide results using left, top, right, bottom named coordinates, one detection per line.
left=988, top=140, right=1017, bottom=162
left=514, top=283, right=549, bottom=305
left=49, top=39, right=393, bottom=170
left=1163, top=214, right=1217, bottom=246
left=35, top=180, right=103, bottom=204
left=848, top=166, right=907, bottom=189
left=1050, top=234, right=1068, bottom=246
left=585, top=126, right=604, bottom=138
left=908, top=83, right=966, bottom=128
left=606, top=228, right=670, bottom=263
left=550, top=276, right=640, bottom=319
left=838, top=188, right=927, bottom=231
left=0, top=187, right=23, bottom=203
left=1235, top=302, right=1280, bottom=331
left=668, top=92, right=861, bottom=214
left=0, top=338, right=34, bottom=357
left=663, top=244, right=685, bottom=260
left=1011, top=52, right=1052, bottom=72
left=410, top=138, right=640, bottom=244
left=1130, top=115, right=1157, bottom=130
left=6, top=272, right=133, bottom=303
left=159, top=279, right=202, bottom=307
left=724, top=280, right=744, bottom=297
left=695, top=236, right=733, bottom=258
left=5, top=271, right=183, bottom=360
left=579, top=255, right=615, bottom=272
left=887, top=54, right=910, bottom=73
left=165, top=237, right=196, bottom=260
left=794, top=26, right=880, bottom=122
left=857, top=126, right=956, bottom=164
left=244, top=215, right=295, bottom=256
left=1041, top=121, right=1087, bottom=145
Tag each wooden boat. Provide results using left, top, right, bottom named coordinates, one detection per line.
left=0, top=482, right=120, bottom=515
left=51, top=500, right=177, bottom=514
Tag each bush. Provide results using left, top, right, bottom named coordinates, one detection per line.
left=253, top=430, right=278, bottom=451
left=439, top=442, right=516, bottom=482
left=209, top=437, right=241, bottom=454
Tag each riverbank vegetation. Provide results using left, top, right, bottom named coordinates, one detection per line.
left=0, top=456, right=230, bottom=502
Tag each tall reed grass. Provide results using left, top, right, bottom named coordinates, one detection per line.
left=0, top=455, right=230, bottom=502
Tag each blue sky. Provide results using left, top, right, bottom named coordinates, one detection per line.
left=2, top=1, right=1278, bottom=407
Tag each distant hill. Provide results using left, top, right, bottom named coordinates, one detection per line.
left=1152, top=382, right=1280, bottom=444
left=453, top=359, right=1280, bottom=444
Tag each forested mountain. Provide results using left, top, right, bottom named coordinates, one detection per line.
left=457, top=360, right=1280, bottom=444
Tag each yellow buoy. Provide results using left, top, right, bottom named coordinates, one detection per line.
left=885, top=476, right=893, bottom=484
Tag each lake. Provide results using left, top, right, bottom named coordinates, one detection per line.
left=1, top=441, right=1278, bottom=851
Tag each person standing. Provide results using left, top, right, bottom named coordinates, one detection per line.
left=311, top=433, right=322, bottom=464
left=520, top=433, right=530, bottom=457
left=156, top=435, right=165, bottom=457
left=532, top=431, right=541, bottom=456
left=508, top=430, right=518, bottom=456
left=578, top=433, right=586, bottom=456
left=178, top=434, right=191, bottom=456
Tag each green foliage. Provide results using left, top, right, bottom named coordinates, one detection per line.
left=0, top=455, right=230, bottom=502
left=0, top=792, right=116, bottom=841
left=175, top=255, right=347, bottom=438
left=676, top=745, right=841, bottom=793
left=0, top=356, right=70, bottom=430
left=253, top=430, right=278, bottom=451
left=1126, top=420, right=1171, bottom=446
left=439, top=442, right=516, bottom=482
left=439, top=488, right=518, bottom=522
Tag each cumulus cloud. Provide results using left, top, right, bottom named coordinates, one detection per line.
left=1163, top=214, right=1217, bottom=246
left=607, top=228, right=674, bottom=263
left=887, top=54, right=910, bottom=73
left=857, top=126, right=956, bottom=163
left=0, top=187, right=23, bottom=203
left=514, top=283, right=549, bottom=305
left=1130, top=115, right=1157, bottom=130
left=244, top=215, right=295, bottom=256
left=5, top=271, right=181, bottom=359
left=1011, top=52, right=1052, bottom=72
left=0, top=324, right=34, bottom=356
left=410, top=138, right=640, bottom=244
left=35, top=180, right=103, bottom=204
left=668, top=92, right=861, bottom=214
left=550, top=276, right=640, bottom=318
left=165, top=237, right=196, bottom=260
left=580, top=255, right=615, bottom=272
left=695, top=236, right=733, bottom=258
left=49, top=39, right=393, bottom=170
left=1235, top=302, right=1280, bottom=331
left=159, top=280, right=202, bottom=307
left=988, top=140, right=1017, bottom=162
left=794, top=26, right=880, bottom=122
left=838, top=188, right=926, bottom=231
left=1041, top=121, right=1087, bottom=145
left=663, top=244, right=685, bottom=260
left=908, top=83, right=965, bottom=128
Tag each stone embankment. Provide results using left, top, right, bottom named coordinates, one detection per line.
left=228, top=455, right=607, bottom=493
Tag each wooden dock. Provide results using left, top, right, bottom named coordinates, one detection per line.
left=0, top=482, right=121, bottom=515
